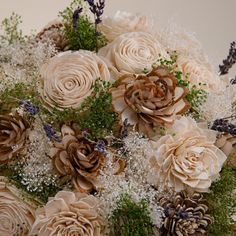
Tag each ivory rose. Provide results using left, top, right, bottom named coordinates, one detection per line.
left=99, top=11, right=153, bottom=42
left=148, top=117, right=227, bottom=192
left=177, top=55, right=222, bottom=92
left=99, top=31, right=168, bottom=75
left=30, top=191, right=105, bottom=236
left=0, top=177, right=37, bottom=236
left=40, top=50, right=111, bottom=110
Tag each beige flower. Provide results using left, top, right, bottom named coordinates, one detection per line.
left=99, top=11, right=153, bottom=42
left=0, top=177, right=37, bottom=236
left=51, top=125, right=105, bottom=193
left=216, top=133, right=236, bottom=157
left=177, top=55, right=222, bottom=92
left=148, top=117, right=227, bottom=192
left=111, top=66, right=190, bottom=137
left=0, top=114, right=30, bottom=163
left=30, top=191, right=105, bottom=236
left=40, top=50, right=111, bottom=110
left=99, top=32, right=168, bottom=75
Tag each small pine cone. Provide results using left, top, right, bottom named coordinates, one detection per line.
left=160, top=191, right=213, bottom=236
left=36, top=20, right=69, bottom=52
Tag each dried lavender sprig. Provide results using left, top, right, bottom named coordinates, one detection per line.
left=72, top=6, right=83, bottom=30
left=20, top=100, right=39, bottom=116
left=219, top=41, right=236, bottom=75
left=43, top=124, right=61, bottom=142
left=211, top=116, right=236, bottom=136
left=85, top=0, right=105, bottom=52
left=230, top=76, right=236, bottom=84
left=94, top=139, right=107, bottom=154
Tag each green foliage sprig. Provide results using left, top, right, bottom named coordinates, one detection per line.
left=59, top=0, right=107, bottom=51
left=108, top=194, right=155, bottom=236
left=205, top=167, right=236, bottom=236
left=0, top=82, right=38, bottom=114
left=0, top=12, right=26, bottom=45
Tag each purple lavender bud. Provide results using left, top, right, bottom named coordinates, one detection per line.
left=20, top=100, right=39, bottom=116
left=73, top=7, right=83, bottom=30
left=43, top=124, right=60, bottom=142
left=94, top=139, right=106, bottom=153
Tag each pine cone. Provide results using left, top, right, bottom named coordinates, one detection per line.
left=0, top=114, right=30, bottom=163
left=160, top=191, right=213, bottom=236
left=36, top=20, right=69, bottom=52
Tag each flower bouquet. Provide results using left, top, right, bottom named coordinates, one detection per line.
left=0, top=0, right=235, bottom=235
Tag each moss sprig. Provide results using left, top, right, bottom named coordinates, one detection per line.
left=204, top=167, right=236, bottom=236
left=108, top=194, right=155, bottom=236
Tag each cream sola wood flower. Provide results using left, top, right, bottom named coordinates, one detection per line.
left=39, top=50, right=111, bottom=110
left=99, top=11, right=153, bottom=42
left=30, top=191, right=105, bottom=236
left=98, top=31, right=169, bottom=75
left=0, top=177, right=38, bottom=236
left=148, top=116, right=227, bottom=192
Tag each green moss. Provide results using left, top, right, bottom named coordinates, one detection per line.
left=108, top=194, right=155, bottom=236
left=59, top=0, right=107, bottom=51
left=204, top=167, right=236, bottom=236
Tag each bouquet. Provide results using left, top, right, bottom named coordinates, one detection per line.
left=0, top=0, right=235, bottom=235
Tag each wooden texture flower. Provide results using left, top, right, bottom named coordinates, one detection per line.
left=30, top=191, right=105, bottom=236
left=40, top=50, right=111, bottom=110
left=0, top=177, right=37, bottom=236
left=99, top=31, right=168, bottom=75
left=148, top=117, right=227, bottom=192
left=0, top=114, right=30, bottom=163
left=50, top=125, right=105, bottom=193
left=111, top=66, right=190, bottom=136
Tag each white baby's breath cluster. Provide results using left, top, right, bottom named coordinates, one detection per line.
left=97, top=132, right=169, bottom=228
left=200, top=83, right=234, bottom=122
left=16, top=118, right=58, bottom=193
left=0, top=39, right=56, bottom=92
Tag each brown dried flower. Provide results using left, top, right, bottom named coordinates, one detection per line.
left=160, top=191, right=213, bottom=236
left=0, top=114, right=30, bottom=163
left=50, top=125, right=105, bottom=193
left=36, top=20, right=69, bottom=51
left=111, top=66, right=190, bottom=137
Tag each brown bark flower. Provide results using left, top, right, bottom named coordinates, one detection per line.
left=111, top=66, right=190, bottom=136
left=50, top=125, right=105, bottom=193
left=0, top=114, right=30, bottom=163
